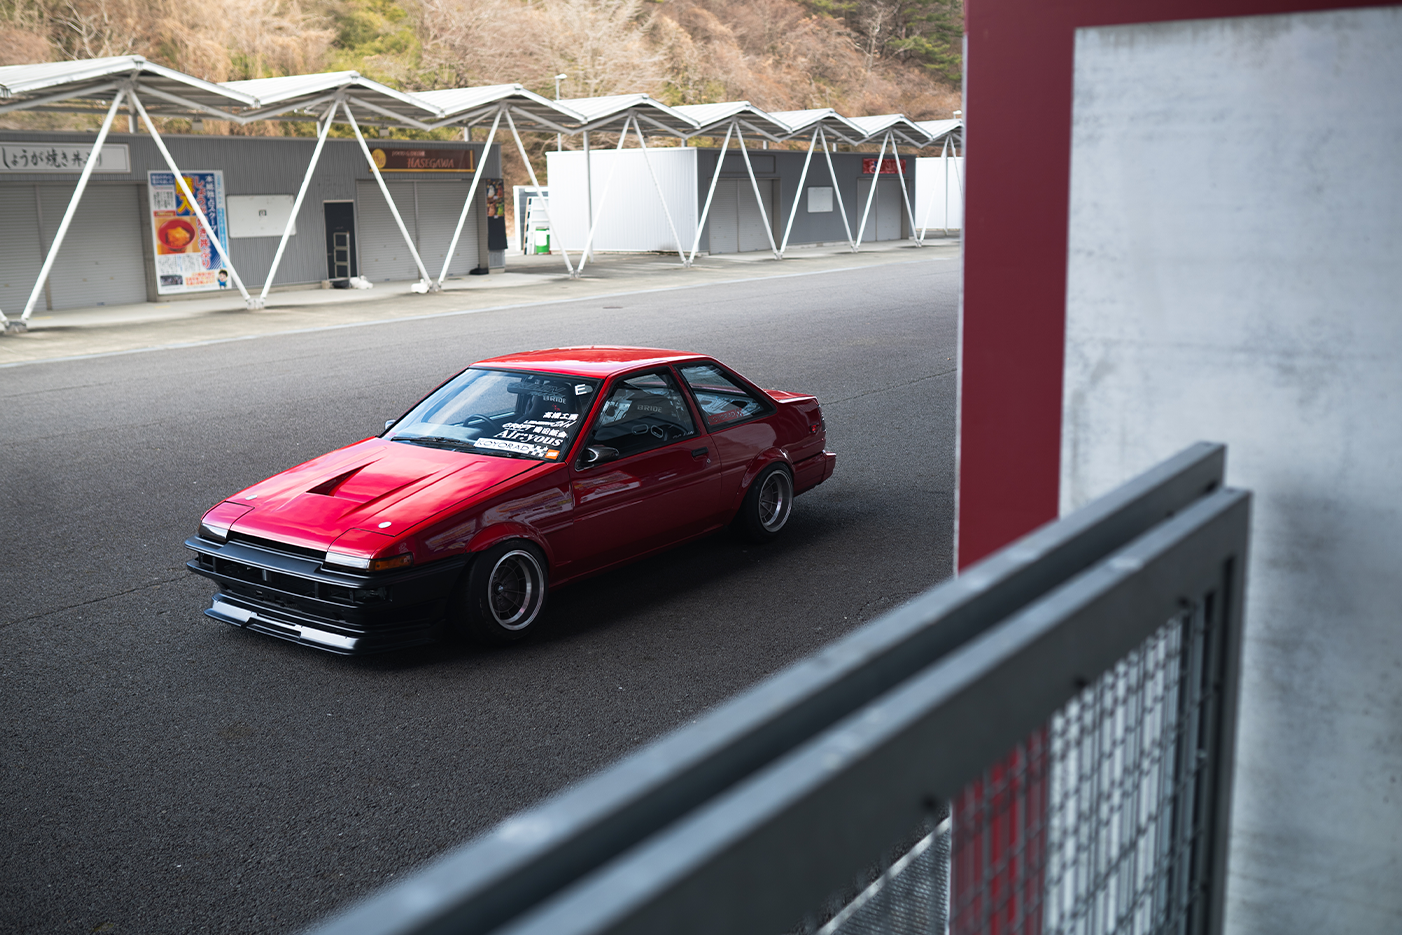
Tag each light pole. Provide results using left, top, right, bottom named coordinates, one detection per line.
left=554, top=74, right=567, bottom=152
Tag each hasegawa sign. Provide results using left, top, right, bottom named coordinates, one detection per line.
left=0, top=142, right=131, bottom=173
left=148, top=170, right=232, bottom=295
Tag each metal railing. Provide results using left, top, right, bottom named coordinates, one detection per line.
left=305, top=442, right=1249, bottom=935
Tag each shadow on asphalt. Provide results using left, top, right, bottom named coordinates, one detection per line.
left=334, top=508, right=849, bottom=672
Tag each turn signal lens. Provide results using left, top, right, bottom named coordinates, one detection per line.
left=368, top=553, right=414, bottom=572
left=324, top=551, right=413, bottom=572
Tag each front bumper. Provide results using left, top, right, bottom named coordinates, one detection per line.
left=185, top=535, right=468, bottom=654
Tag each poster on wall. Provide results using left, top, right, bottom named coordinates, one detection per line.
left=483, top=178, right=505, bottom=217
left=148, top=170, right=231, bottom=295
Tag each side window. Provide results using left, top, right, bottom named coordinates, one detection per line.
left=678, top=363, right=772, bottom=428
left=585, top=371, right=698, bottom=459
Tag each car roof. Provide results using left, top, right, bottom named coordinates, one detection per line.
left=472, top=346, right=707, bottom=379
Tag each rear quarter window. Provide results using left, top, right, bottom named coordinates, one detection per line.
left=678, top=363, right=773, bottom=428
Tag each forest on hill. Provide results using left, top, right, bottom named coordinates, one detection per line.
left=1, top=0, right=961, bottom=195
left=0, top=0, right=962, bottom=121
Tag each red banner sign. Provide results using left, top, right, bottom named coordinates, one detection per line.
left=862, top=157, right=906, bottom=175
left=370, top=147, right=477, bottom=173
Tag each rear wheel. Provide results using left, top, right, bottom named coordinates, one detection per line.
left=452, top=541, right=548, bottom=645
left=734, top=464, right=794, bottom=543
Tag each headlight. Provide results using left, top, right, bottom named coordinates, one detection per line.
left=199, top=520, right=232, bottom=543
left=324, top=550, right=413, bottom=572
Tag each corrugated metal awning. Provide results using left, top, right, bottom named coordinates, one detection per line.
left=915, top=118, right=962, bottom=148
left=0, top=55, right=256, bottom=120
left=767, top=108, right=867, bottom=144
left=847, top=114, right=933, bottom=147
left=556, top=94, right=698, bottom=137
left=222, top=72, right=444, bottom=129
left=415, top=85, right=584, bottom=134
left=672, top=102, right=792, bottom=142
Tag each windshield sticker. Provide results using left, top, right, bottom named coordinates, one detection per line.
left=491, top=418, right=575, bottom=448
left=575, top=384, right=592, bottom=395
left=477, top=438, right=551, bottom=458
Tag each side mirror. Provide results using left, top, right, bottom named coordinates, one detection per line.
left=580, top=445, right=620, bottom=468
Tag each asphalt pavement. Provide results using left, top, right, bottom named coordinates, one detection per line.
left=0, top=245, right=960, bottom=934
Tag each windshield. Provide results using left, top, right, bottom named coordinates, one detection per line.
left=387, top=368, right=600, bottom=461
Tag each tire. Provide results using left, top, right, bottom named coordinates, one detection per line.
left=734, top=464, right=794, bottom=543
left=452, top=541, right=548, bottom=645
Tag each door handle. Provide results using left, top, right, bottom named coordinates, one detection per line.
left=691, top=447, right=709, bottom=459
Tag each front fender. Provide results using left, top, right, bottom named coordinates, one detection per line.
left=465, top=522, right=556, bottom=568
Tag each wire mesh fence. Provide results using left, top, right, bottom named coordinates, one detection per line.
left=302, top=444, right=1246, bottom=935
left=815, top=595, right=1226, bottom=935
left=817, top=819, right=952, bottom=935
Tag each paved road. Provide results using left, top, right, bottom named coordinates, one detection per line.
left=0, top=256, right=959, bottom=935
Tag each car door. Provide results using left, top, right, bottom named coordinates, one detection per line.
left=567, top=369, right=723, bottom=574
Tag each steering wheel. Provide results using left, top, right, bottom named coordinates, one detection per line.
left=463, top=414, right=497, bottom=431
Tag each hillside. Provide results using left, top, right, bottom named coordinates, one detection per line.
left=1, top=0, right=961, bottom=201
left=0, top=0, right=962, bottom=119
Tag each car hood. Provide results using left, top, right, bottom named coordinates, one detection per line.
left=225, top=438, right=540, bottom=551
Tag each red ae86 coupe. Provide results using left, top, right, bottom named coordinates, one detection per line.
left=186, top=347, right=836, bottom=653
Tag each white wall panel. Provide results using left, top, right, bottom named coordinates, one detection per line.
left=913, top=156, right=963, bottom=232
left=1063, top=10, right=1402, bottom=932
left=545, top=148, right=696, bottom=252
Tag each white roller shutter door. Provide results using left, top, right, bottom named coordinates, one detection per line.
left=356, top=181, right=421, bottom=282
left=0, top=187, right=44, bottom=314
left=414, top=181, right=478, bottom=278
left=36, top=184, right=146, bottom=309
left=356, top=180, right=478, bottom=282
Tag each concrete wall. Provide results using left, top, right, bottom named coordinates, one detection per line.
left=0, top=130, right=499, bottom=290
left=1061, top=9, right=1402, bottom=931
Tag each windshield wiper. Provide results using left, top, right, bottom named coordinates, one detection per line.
left=392, top=435, right=475, bottom=451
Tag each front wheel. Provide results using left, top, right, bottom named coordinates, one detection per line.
left=451, top=541, right=548, bottom=645
left=734, top=464, right=794, bottom=543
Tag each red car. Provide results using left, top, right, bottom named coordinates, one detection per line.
left=186, top=347, right=836, bottom=654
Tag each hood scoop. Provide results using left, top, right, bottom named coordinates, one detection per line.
left=307, top=465, right=369, bottom=498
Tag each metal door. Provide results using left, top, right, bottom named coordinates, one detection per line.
left=0, top=186, right=44, bottom=313
left=709, top=179, right=739, bottom=254
left=856, top=178, right=908, bottom=242
left=355, top=180, right=479, bottom=282
left=36, top=183, right=147, bottom=309
left=323, top=201, right=356, bottom=282
left=736, top=178, right=775, bottom=252
left=708, top=178, right=775, bottom=255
